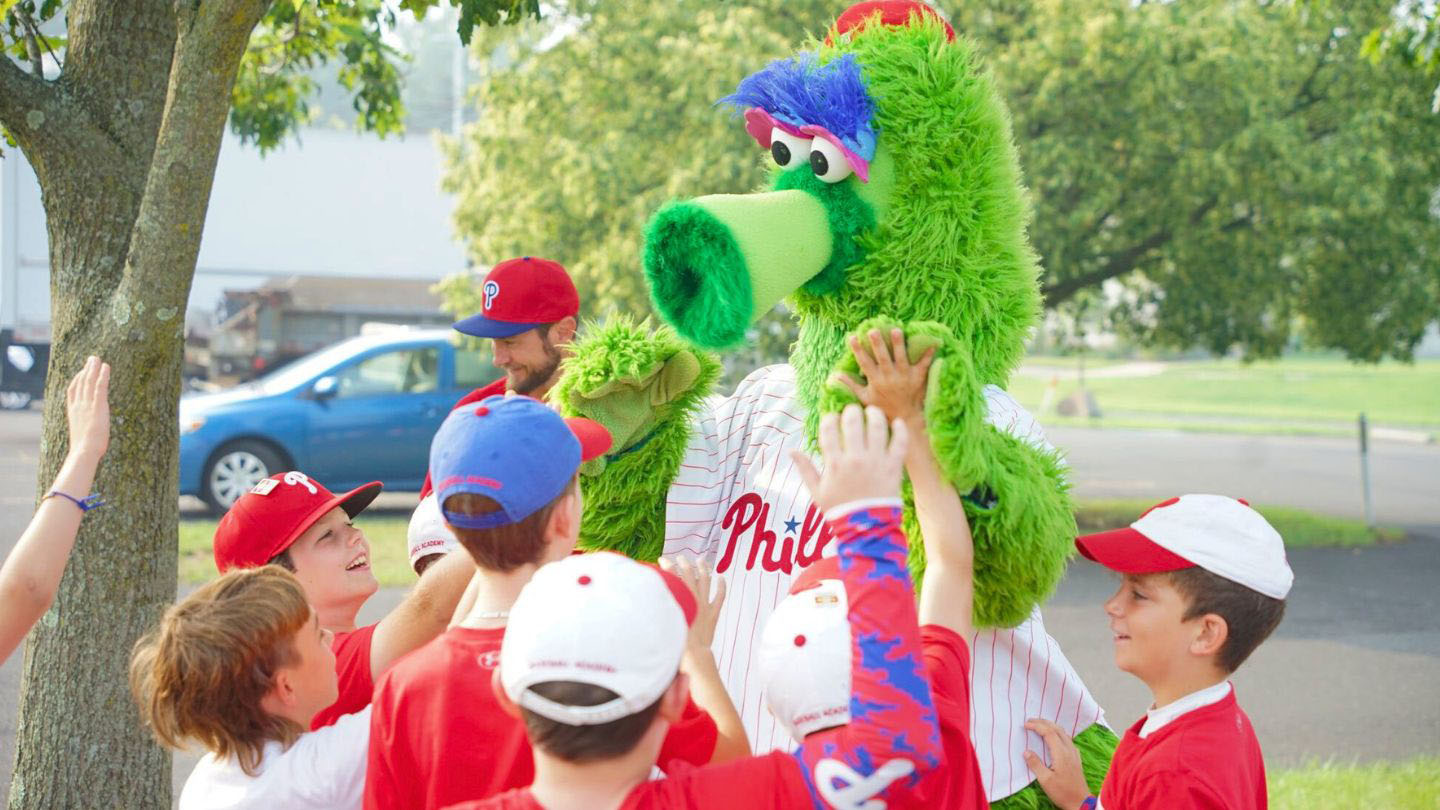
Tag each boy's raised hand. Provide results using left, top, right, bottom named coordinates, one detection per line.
left=833, top=328, right=934, bottom=427
left=660, top=554, right=727, bottom=653
left=791, top=404, right=908, bottom=512
left=65, top=356, right=111, bottom=461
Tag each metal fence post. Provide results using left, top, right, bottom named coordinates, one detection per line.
left=1359, top=412, right=1375, bottom=530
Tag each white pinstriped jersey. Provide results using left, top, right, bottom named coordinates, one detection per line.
left=661, top=364, right=1107, bottom=802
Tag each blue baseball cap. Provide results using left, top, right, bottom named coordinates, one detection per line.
left=429, top=396, right=611, bottom=529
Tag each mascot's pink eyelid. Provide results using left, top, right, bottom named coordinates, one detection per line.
left=741, top=107, right=871, bottom=183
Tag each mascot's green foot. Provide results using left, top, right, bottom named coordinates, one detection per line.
left=989, top=724, right=1118, bottom=810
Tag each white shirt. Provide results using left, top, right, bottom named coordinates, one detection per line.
left=179, top=707, right=370, bottom=810
left=661, top=364, right=1106, bottom=801
left=1138, top=681, right=1233, bottom=738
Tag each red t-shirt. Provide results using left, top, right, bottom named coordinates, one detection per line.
left=444, top=751, right=812, bottom=810
left=364, top=625, right=719, bottom=809
left=1100, top=688, right=1267, bottom=809
left=419, top=377, right=508, bottom=498
left=311, top=623, right=377, bottom=730
left=915, top=625, right=988, bottom=810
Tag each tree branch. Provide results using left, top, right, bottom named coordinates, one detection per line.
left=17, top=8, right=44, bottom=77
left=1041, top=194, right=1223, bottom=308
left=0, top=53, right=69, bottom=160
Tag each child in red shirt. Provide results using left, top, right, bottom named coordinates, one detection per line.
left=762, top=327, right=987, bottom=809
left=1024, top=495, right=1293, bottom=810
left=364, top=396, right=747, bottom=809
left=212, top=469, right=477, bottom=731
left=447, top=403, right=943, bottom=810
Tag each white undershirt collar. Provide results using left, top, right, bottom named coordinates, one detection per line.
left=1139, top=681, right=1232, bottom=738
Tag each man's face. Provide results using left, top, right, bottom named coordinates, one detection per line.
left=491, top=324, right=564, bottom=396
left=1103, top=572, right=1199, bottom=686
left=286, top=507, right=378, bottom=620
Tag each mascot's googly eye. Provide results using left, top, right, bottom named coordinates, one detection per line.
left=770, top=128, right=810, bottom=170
left=808, top=138, right=853, bottom=184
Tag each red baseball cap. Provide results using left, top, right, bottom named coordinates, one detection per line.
left=453, top=257, right=580, bottom=339
left=1075, top=494, right=1294, bottom=599
left=213, top=471, right=383, bottom=572
left=830, top=1, right=956, bottom=43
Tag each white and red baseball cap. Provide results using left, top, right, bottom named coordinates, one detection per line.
left=1075, top=494, right=1294, bottom=599
left=214, top=471, right=382, bottom=572
left=499, top=552, right=698, bottom=725
left=757, top=556, right=853, bottom=742
left=407, top=493, right=459, bottom=572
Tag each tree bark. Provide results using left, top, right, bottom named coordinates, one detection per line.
left=1, top=1, right=271, bottom=806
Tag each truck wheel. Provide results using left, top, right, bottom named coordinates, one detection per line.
left=202, top=440, right=286, bottom=514
left=0, top=391, right=32, bottom=410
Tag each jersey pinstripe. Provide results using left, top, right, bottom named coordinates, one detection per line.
left=660, top=364, right=1107, bottom=802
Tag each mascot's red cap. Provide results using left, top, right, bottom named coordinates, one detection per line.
left=829, top=1, right=956, bottom=43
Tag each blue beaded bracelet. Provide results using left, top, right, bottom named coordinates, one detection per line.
left=44, top=490, right=105, bottom=512
left=1080, top=797, right=1098, bottom=810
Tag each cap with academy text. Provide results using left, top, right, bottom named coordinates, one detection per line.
left=757, top=556, right=853, bottom=741
left=500, top=552, right=697, bottom=725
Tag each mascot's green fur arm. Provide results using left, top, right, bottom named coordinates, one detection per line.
left=552, top=317, right=721, bottom=562
left=820, top=317, right=1077, bottom=628
left=990, top=725, right=1118, bottom=810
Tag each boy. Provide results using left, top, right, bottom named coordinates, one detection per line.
left=131, top=565, right=370, bottom=809
left=760, top=330, right=988, bottom=808
left=1025, top=494, right=1292, bottom=810
left=364, top=396, right=748, bottom=809
left=449, top=404, right=943, bottom=810
left=212, top=469, right=475, bottom=729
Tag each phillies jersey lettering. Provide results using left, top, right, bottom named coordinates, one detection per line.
left=662, top=364, right=1107, bottom=802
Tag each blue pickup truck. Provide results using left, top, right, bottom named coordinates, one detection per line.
left=180, top=328, right=499, bottom=512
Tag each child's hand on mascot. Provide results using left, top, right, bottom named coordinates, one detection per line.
left=791, top=404, right=908, bottom=511
left=832, top=327, right=935, bottom=430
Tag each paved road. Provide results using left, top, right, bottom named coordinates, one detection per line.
left=1, top=409, right=1437, bottom=802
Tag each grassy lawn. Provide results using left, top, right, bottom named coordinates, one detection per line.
left=1009, top=357, right=1440, bottom=438
left=176, top=499, right=1403, bottom=585
left=1270, top=757, right=1440, bottom=809
left=1075, top=499, right=1404, bottom=548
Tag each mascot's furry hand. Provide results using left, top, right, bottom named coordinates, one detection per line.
left=819, top=316, right=1075, bottom=628
left=552, top=317, right=720, bottom=560
left=555, top=317, right=713, bottom=476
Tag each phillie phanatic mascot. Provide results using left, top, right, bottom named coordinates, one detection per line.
left=552, top=2, right=1116, bottom=806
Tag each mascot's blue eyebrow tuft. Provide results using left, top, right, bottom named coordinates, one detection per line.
left=718, top=52, right=878, bottom=160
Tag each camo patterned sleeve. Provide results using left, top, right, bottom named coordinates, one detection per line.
left=790, top=500, right=943, bottom=809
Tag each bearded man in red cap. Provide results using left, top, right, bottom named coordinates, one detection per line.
left=419, top=256, right=580, bottom=500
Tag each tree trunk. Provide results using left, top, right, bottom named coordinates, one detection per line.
left=1, top=1, right=271, bottom=806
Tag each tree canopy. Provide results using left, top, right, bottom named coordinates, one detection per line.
left=441, top=0, right=1440, bottom=364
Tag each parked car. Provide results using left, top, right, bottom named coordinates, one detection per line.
left=180, top=328, right=499, bottom=513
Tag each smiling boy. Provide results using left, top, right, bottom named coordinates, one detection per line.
left=213, top=471, right=475, bottom=729
left=1024, top=494, right=1292, bottom=810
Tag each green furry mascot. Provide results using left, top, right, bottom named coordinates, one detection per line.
left=553, top=3, right=1116, bottom=806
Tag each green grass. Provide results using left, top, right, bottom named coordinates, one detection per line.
left=178, top=515, right=415, bottom=586
left=1270, top=757, right=1440, bottom=809
left=1010, top=357, right=1440, bottom=438
left=1076, top=499, right=1404, bottom=548
left=175, top=498, right=1402, bottom=585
